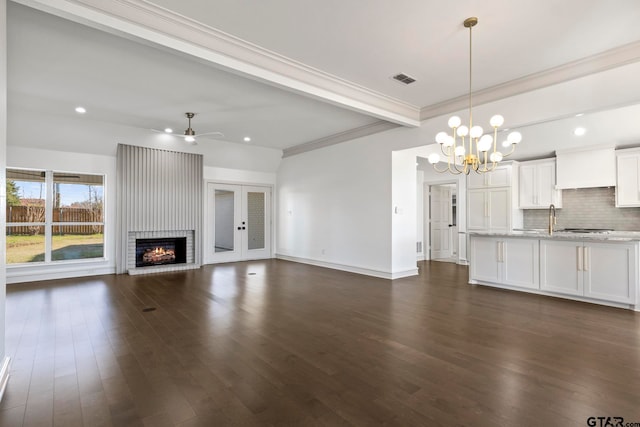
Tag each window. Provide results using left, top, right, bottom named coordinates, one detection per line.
left=6, top=169, right=105, bottom=264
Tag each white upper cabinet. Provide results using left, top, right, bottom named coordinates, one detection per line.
left=467, top=166, right=510, bottom=189
left=518, top=159, right=562, bottom=209
left=467, top=162, right=522, bottom=232
left=616, top=148, right=640, bottom=207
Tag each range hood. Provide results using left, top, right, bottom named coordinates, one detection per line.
left=555, top=145, right=616, bottom=189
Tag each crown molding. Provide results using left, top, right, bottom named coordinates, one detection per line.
left=282, top=120, right=400, bottom=158
left=420, top=40, right=640, bottom=121
left=15, top=0, right=421, bottom=127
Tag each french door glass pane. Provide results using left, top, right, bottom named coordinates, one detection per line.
left=6, top=225, right=45, bottom=264
left=247, top=192, right=265, bottom=250
left=215, top=190, right=234, bottom=252
left=52, top=225, right=104, bottom=261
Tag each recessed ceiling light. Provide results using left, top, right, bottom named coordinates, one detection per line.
left=164, top=128, right=173, bottom=133
left=574, top=127, right=586, bottom=136
left=75, top=106, right=86, bottom=114
left=243, top=137, right=251, bottom=142
left=575, top=113, right=584, bottom=117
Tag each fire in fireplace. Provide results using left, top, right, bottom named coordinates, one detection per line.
left=135, top=237, right=186, bottom=267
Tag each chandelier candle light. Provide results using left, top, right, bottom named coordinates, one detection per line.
left=429, top=17, right=522, bottom=174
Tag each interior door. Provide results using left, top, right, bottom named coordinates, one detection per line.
left=205, top=183, right=271, bottom=264
left=430, top=185, right=451, bottom=259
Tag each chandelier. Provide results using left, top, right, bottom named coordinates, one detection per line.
left=428, top=17, right=522, bottom=174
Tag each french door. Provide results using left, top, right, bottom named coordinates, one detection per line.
left=205, top=183, right=271, bottom=263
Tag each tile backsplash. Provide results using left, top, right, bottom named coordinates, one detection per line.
left=523, top=187, right=640, bottom=231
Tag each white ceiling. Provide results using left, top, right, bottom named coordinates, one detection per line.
left=7, top=0, right=640, bottom=159
left=149, top=0, right=640, bottom=107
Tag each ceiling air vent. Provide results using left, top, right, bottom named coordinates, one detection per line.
left=392, top=73, right=416, bottom=85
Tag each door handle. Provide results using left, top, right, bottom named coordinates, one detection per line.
left=242, top=227, right=246, bottom=230
left=237, top=226, right=242, bottom=230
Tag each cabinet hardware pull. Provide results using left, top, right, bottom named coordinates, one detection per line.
left=577, top=246, right=583, bottom=271
left=584, top=247, right=589, bottom=271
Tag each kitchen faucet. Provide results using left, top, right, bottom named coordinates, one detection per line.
left=548, top=204, right=557, bottom=235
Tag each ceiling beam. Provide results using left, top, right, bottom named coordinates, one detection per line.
left=14, top=0, right=421, bottom=127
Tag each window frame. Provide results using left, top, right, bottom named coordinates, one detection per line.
left=6, top=168, right=106, bottom=265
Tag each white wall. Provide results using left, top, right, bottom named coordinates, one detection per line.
left=416, top=169, right=424, bottom=260
left=203, top=166, right=276, bottom=185
left=277, top=131, right=396, bottom=277
left=6, top=146, right=117, bottom=283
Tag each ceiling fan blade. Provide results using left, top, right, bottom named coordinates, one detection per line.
left=195, top=131, right=224, bottom=138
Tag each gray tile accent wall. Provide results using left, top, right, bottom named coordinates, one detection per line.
left=523, top=187, right=640, bottom=231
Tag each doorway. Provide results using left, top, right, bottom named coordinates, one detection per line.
left=429, top=183, right=458, bottom=263
left=205, top=182, right=272, bottom=263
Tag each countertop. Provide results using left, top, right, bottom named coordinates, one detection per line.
left=470, top=230, right=640, bottom=242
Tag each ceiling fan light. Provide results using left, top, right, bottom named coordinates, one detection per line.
left=185, top=136, right=195, bottom=143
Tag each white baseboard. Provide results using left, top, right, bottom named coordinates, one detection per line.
left=275, top=254, right=418, bottom=280
left=0, top=357, right=10, bottom=403
left=7, top=265, right=116, bottom=284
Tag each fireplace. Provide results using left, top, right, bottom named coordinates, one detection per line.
left=135, top=237, right=187, bottom=268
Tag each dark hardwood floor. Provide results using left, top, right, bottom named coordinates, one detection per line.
left=1, top=260, right=639, bottom=426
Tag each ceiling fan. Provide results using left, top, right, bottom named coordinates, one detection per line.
left=156, top=112, right=223, bottom=144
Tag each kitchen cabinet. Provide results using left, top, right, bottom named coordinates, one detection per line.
left=470, top=236, right=539, bottom=289
left=540, top=240, right=637, bottom=304
left=466, top=162, right=522, bottom=233
left=616, top=148, right=640, bottom=207
left=467, top=166, right=511, bottom=189
left=519, top=159, right=562, bottom=209
left=468, top=188, right=510, bottom=231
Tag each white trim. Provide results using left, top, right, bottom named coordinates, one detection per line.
left=15, top=0, right=420, bottom=126
left=282, top=121, right=401, bottom=157
left=276, top=253, right=418, bottom=280
left=0, top=357, right=10, bottom=403
left=420, top=40, right=640, bottom=121
left=7, top=265, right=115, bottom=284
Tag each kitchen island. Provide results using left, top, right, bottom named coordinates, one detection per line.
left=469, top=231, right=640, bottom=311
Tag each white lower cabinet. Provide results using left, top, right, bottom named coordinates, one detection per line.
left=540, top=240, right=637, bottom=304
left=470, top=236, right=539, bottom=289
